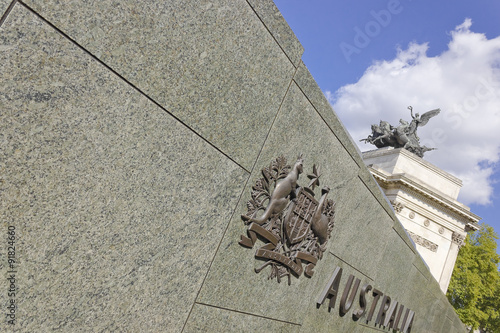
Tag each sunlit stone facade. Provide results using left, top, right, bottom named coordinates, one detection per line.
left=363, top=147, right=480, bottom=293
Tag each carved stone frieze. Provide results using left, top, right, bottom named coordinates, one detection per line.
left=407, top=230, right=438, bottom=252
left=390, top=200, right=404, bottom=213
left=452, top=231, right=466, bottom=248
left=371, top=175, right=478, bottom=226
left=239, top=155, right=335, bottom=285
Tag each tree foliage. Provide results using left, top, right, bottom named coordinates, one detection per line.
left=447, top=224, right=500, bottom=332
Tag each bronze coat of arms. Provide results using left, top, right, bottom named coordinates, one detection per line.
left=240, top=155, right=335, bottom=285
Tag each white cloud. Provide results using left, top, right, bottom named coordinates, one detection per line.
left=328, top=19, right=500, bottom=205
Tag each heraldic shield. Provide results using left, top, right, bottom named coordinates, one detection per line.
left=239, top=155, right=335, bottom=285
left=285, top=188, right=318, bottom=244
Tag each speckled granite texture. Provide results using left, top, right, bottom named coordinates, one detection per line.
left=183, top=303, right=300, bottom=333
left=0, top=0, right=10, bottom=16
left=0, top=4, right=246, bottom=332
left=22, top=0, right=297, bottom=171
left=246, top=0, right=304, bottom=66
left=0, top=0, right=466, bottom=332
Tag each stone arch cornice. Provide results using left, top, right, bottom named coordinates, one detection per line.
left=369, top=168, right=480, bottom=226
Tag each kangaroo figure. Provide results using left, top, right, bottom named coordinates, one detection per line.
left=246, top=155, right=304, bottom=225
left=311, top=186, right=330, bottom=245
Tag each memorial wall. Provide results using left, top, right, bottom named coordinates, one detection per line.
left=0, top=0, right=466, bottom=331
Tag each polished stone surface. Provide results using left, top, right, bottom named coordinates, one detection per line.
left=293, top=62, right=400, bottom=219
left=0, top=0, right=11, bottom=17
left=327, top=176, right=397, bottom=279
left=246, top=0, right=304, bottom=67
left=183, top=303, right=300, bottom=333
left=22, top=0, right=296, bottom=171
left=0, top=5, right=246, bottom=331
left=293, top=62, right=364, bottom=168
left=392, top=216, right=419, bottom=254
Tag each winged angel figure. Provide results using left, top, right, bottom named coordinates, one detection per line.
left=361, top=106, right=440, bottom=158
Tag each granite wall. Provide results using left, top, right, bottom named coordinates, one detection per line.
left=0, top=0, right=465, bottom=332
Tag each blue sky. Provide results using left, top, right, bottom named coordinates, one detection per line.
left=273, top=0, right=500, bottom=252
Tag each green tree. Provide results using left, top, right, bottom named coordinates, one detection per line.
left=481, top=277, right=500, bottom=332
left=447, top=224, right=500, bottom=332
